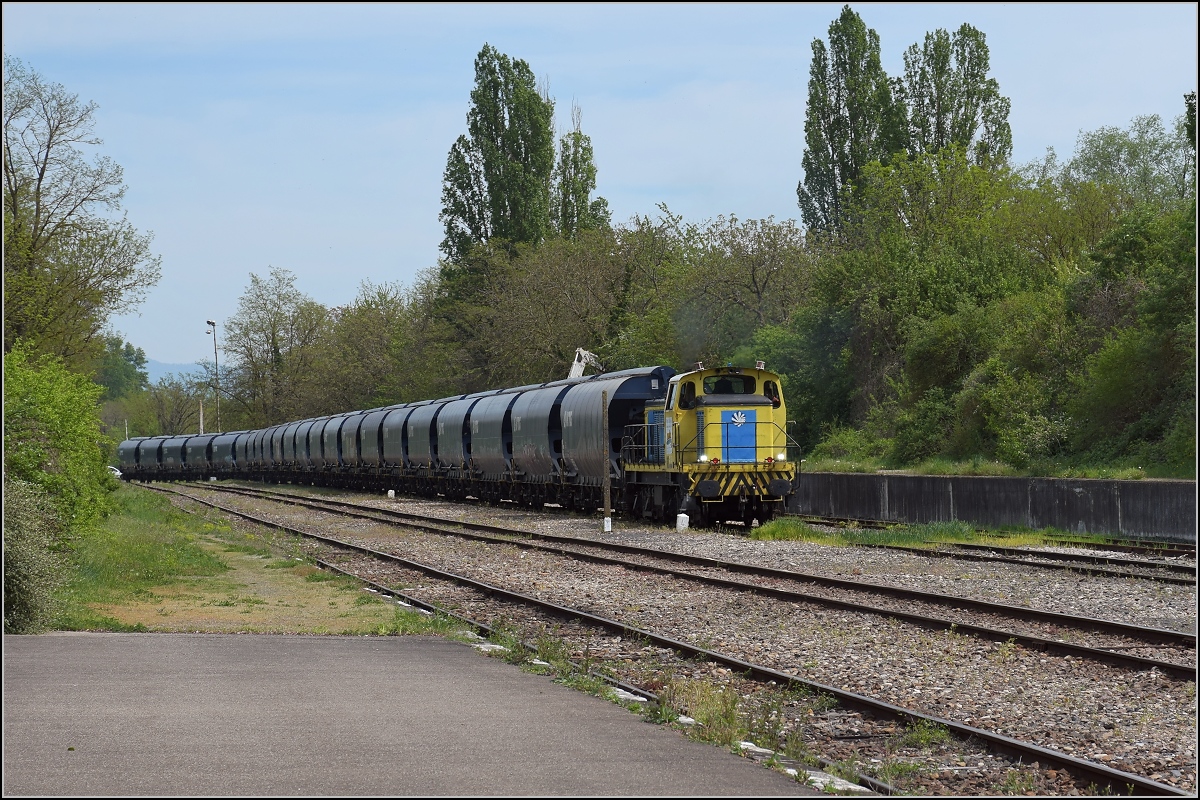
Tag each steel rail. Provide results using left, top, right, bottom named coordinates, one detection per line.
left=152, top=483, right=1190, bottom=797
left=792, top=514, right=1196, bottom=555
left=941, top=541, right=1196, bottom=575
left=983, top=535, right=1195, bottom=559
left=202, top=482, right=1198, bottom=651
left=865, top=543, right=1196, bottom=585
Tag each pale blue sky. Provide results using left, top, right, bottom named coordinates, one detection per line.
left=4, top=2, right=1196, bottom=364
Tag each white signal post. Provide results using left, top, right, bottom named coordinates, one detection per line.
left=602, top=390, right=611, bottom=533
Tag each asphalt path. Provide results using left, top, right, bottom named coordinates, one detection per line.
left=3, top=632, right=822, bottom=796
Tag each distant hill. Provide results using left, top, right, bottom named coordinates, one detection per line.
left=145, top=359, right=202, bottom=384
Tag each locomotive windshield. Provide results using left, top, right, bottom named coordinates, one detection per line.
left=703, top=375, right=755, bottom=395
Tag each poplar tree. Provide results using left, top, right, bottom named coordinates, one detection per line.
left=439, top=44, right=556, bottom=265
left=796, top=5, right=906, bottom=234
left=901, top=23, right=1012, bottom=166
left=551, top=105, right=609, bottom=238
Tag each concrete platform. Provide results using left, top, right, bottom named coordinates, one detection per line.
left=3, top=632, right=822, bottom=796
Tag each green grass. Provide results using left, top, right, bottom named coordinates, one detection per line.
left=800, top=457, right=881, bottom=474
left=910, top=456, right=1023, bottom=477
left=662, top=679, right=743, bottom=747
left=749, top=518, right=826, bottom=542
left=57, top=485, right=230, bottom=629
left=753, top=517, right=1064, bottom=549
left=376, top=607, right=466, bottom=637
left=803, top=454, right=1178, bottom=480
left=899, top=719, right=952, bottom=749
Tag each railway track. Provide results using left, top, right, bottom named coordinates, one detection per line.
left=851, top=542, right=1195, bottom=585
left=150, top=482, right=1196, bottom=796
left=199, top=482, right=1196, bottom=675
left=784, top=517, right=1195, bottom=585
left=978, top=532, right=1196, bottom=560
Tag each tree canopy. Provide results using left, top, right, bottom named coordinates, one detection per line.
left=3, top=54, right=161, bottom=371
left=797, top=5, right=906, bottom=234
left=439, top=43, right=557, bottom=265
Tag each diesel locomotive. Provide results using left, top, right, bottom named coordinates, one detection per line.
left=117, top=361, right=800, bottom=526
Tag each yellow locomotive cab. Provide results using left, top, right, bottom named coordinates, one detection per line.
left=622, top=363, right=798, bottom=526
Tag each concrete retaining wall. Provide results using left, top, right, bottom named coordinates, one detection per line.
left=788, top=473, right=1197, bottom=542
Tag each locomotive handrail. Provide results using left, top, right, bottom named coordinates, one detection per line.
left=622, top=421, right=800, bottom=468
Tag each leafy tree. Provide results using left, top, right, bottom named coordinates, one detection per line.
left=222, top=267, right=328, bottom=427
left=144, top=373, right=206, bottom=436
left=94, top=333, right=148, bottom=400
left=439, top=43, right=556, bottom=265
left=942, top=290, right=1076, bottom=465
left=476, top=228, right=629, bottom=384
left=308, top=280, right=431, bottom=411
left=752, top=308, right=855, bottom=451
left=825, top=147, right=1044, bottom=322
left=676, top=215, right=812, bottom=365
left=1066, top=112, right=1196, bottom=211
left=4, top=342, right=112, bottom=528
left=813, top=146, right=1044, bottom=415
left=597, top=210, right=688, bottom=371
left=3, top=55, right=161, bottom=368
left=99, top=385, right=159, bottom=439
left=1185, top=91, right=1196, bottom=149
left=392, top=267, right=477, bottom=401
left=551, top=105, right=609, bottom=238
left=797, top=5, right=906, bottom=233
left=439, top=134, right=490, bottom=268
left=900, top=23, right=1011, bottom=166
left=1013, top=148, right=1125, bottom=268
left=1067, top=205, right=1196, bottom=471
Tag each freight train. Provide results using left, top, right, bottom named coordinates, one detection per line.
left=117, top=361, right=800, bottom=526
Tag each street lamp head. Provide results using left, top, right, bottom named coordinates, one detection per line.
left=206, top=319, right=216, bottom=327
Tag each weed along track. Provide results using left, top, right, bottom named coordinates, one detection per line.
left=154, top=483, right=1196, bottom=796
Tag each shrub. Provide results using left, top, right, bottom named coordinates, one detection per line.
left=809, top=424, right=885, bottom=461
left=3, top=476, right=67, bottom=633
left=4, top=343, right=113, bottom=528
left=890, top=387, right=955, bottom=464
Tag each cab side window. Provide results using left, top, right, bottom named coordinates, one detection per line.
left=764, top=380, right=781, bottom=408
left=679, top=381, right=697, bottom=409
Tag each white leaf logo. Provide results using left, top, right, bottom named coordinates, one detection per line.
left=731, top=412, right=746, bottom=427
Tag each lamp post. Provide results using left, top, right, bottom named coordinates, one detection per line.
left=206, top=320, right=221, bottom=433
